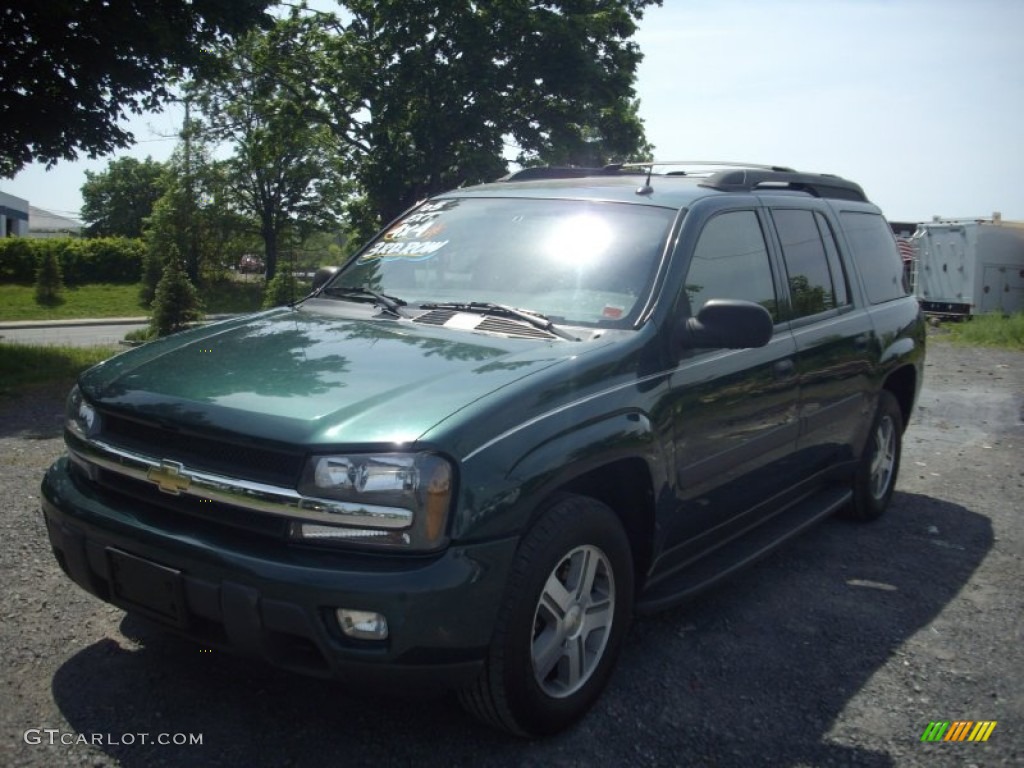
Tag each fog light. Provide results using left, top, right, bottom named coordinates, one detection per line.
left=336, top=609, right=388, bottom=640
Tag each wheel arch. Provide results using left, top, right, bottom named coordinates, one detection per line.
left=882, top=363, right=918, bottom=432
left=558, top=458, right=657, bottom=590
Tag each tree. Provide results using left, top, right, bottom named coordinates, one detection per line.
left=0, top=0, right=273, bottom=177
left=81, top=157, right=168, bottom=238
left=142, top=130, right=249, bottom=294
left=150, top=252, right=202, bottom=337
left=193, top=26, right=349, bottom=280
left=273, top=1, right=660, bottom=237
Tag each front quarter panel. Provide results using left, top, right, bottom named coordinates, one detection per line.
left=449, top=377, right=671, bottom=543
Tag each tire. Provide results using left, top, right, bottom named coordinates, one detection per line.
left=845, top=390, right=903, bottom=521
left=459, top=494, right=634, bottom=737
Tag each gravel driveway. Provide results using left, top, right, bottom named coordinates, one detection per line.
left=1, top=338, right=1021, bottom=767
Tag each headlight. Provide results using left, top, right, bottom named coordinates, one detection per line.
left=294, top=452, right=453, bottom=550
left=65, top=385, right=100, bottom=441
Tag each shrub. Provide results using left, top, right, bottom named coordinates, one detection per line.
left=262, top=270, right=298, bottom=308
left=150, top=255, right=202, bottom=337
left=0, top=237, right=37, bottom=283
left=0, top=237, right=143, bottom=285
left=34, top=249, right=63, bottom=305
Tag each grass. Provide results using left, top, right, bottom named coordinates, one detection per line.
left=0, top=342, right=118, bottom=397
left=0, top=283, right=146, bottom=321
left=941, top=312, right=1024, bottom=350
left=0, top=279, right=266, bottom=322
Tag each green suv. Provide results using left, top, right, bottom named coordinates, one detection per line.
left=41, top=163, right=925, bottom=736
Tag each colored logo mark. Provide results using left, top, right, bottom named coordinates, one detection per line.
left=921, top=721, right=997, bottom=742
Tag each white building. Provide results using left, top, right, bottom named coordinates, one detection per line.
left=0, top=190, right=30, bottom=237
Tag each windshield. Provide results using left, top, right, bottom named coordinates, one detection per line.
left=329, top=197, right=675, bottom=328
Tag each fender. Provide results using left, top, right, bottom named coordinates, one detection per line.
left=451, top=408, right=670, bottom=542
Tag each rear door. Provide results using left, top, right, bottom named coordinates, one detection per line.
left=766, top=204, right=875, bottom=476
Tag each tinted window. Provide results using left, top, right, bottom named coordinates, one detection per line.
left=840, top=212, right=910, bottom=304
left=773, top=209, right=837, bottom=318
left=815, top=212, right=849, bottom=306
left=685, top=210, right=778, bottom=320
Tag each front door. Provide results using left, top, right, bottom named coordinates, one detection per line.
left=657, top=207, right=799, bottom=572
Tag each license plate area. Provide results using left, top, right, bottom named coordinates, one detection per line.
left=107, top=548, right=188, bottom=628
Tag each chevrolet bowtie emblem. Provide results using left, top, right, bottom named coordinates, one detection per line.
left=147, top=460, right=191, bottom=495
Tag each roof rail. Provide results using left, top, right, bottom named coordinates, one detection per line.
left=699, top=169, right=868, bottom=202
left=498, top=165, right=625, bottom=182
left=496, top=162, right=869, bottom=202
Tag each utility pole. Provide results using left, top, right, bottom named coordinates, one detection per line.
left=182, top=94, right=200, bottom=284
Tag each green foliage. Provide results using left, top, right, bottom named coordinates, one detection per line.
left=0, top=343, right=116, bottom=397
left=202, top=279, right=265, bottom=314
left=142, top=136, right=254, bottom=289
left=0, top=237, right=36, bottom=283
left=0, top=0, right=273, bottom=177
left=262, top=270, right=298, bottom=309
left=150, top=255, right=203, bottom=337
left=193, top=27, right=350, bottom=280
left=81, top=156, right=168, bottom=237
left=34, top=249, right=63, bottom=305
left=0, top=237, right=144, bottom=285
left=943, top=312, right=1024, bottom=350
left=254, top=2, right=657, bottom=235
left=138, top=249, right=164, bottom=308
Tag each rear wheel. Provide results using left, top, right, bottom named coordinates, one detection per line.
left=845, top=390, right=903, bottom=520
left=459, top=494, right=634, bottom=737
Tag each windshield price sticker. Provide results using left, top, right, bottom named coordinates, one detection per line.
left=359, top=200, right=458, bottom=262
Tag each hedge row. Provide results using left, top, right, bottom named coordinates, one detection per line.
left=0, top=237, right=145, bottom=285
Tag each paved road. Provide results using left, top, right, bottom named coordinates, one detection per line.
left=0, top=316, right=236, bottom=347
left=0, top=321, right=147, bottom=347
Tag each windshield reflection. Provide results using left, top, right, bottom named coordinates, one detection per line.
left=331, top=198, right=675, bottom=328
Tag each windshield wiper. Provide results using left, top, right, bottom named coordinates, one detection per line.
left=323, top=285, right=407, bottom=317
left=419, top=301, right=578, bottom=341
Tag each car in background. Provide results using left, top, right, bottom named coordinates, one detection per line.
left=237, top=254, right=265, bottom=274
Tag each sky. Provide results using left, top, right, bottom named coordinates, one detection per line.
left=3, top=0, right=1023, bottom=224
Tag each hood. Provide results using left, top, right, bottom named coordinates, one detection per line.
left=79, top=307, right=582, bottom=448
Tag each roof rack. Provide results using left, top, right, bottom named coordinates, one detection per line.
left=497, top=165, right=625, bottom=182
left=497, top=161, right=869, bottom=202
left=699, top=169, right=867, bottom=202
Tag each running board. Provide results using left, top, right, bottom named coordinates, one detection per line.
left=635, top=486, right=852, bottom=615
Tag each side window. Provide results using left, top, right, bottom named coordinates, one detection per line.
left=814, top=212, right=849, bottom=307
left=772, top=208, right=839, bottom=319
left=839, top=211, right=910, bottom=304
left=684, top=210, right=778, bottom=321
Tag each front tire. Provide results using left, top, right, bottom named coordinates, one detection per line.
left=459, top=494, right=634, bottom=737
left=845, top=390, right=903, bottom=520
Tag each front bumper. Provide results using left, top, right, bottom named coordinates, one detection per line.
left=41, top=457, right=516, bottom=691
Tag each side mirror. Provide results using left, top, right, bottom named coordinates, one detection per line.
left=311, top=266, right=340, bottom=292
left=675, top=299, right=774, bottom=352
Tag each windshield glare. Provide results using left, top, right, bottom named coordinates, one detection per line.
left=332, top=198, right=675, bottom=328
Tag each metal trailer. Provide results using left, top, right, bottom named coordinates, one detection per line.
left=910, top=216, right=1024, bottom=317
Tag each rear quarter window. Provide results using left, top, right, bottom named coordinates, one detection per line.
left=839, top=212, right=909, bottom=304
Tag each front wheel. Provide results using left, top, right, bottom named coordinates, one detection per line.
left=459, top=494, right=634, bottom=737
left=845, top=390, right=903, bottom=521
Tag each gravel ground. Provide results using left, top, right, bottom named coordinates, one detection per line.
left=0, top=338, right=1021, bottom=767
